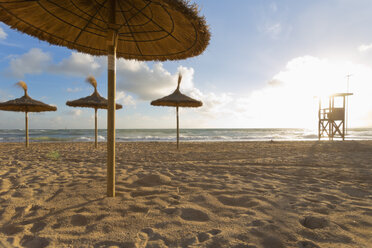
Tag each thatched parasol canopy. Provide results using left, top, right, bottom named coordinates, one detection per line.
left=151, top=74, right=202, bottom=148
left=151, top=75, right=202, bottom=108
left=0, top=0, right=210, bottom=197
left=0, top=81, right=57, bottom=112
left=66, top=76, right=122, bottom=148
left=0, top=81, right=57, bottom=148
left=66, top=77, right=122, bottom=110
left=66, top=92, right=122, bottom=109
left=0, top=0, right=210, bottom=61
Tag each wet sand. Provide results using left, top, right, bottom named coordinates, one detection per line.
left=0, top=141, right=371, bottom=248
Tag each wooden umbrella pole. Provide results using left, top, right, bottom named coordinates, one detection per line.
left=176, top=106, right=179, bottom=149
left=107, top=0, right=117, bottom=197
left=25, top=111, right=29, bottom=148
left=95, top=108, right=98, bottom=148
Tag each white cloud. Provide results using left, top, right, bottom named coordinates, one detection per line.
left=358, top=43, right=372, bottom=52
left=8, top=48, right=372, bottom=128
left=116, top=91, right=136, bottom=106
left=190, top=91, right=234, bottom=117
left=114, top=60, right=238, bottom=120
left=0, top=26, right=7, bottom=40
left=164, top=56, right=372, bottom=128
left=50, top=52, right=104, bottom=77
left=116, top=60, right=195, bottom=101
left=67, top=109, right=82, bottom=116
left=8, top=48, right=51, bottom=77
left=66, top=87, right=82, bottom=93
left=114, top=60, right=255, bottom=126
left=6, top=49, right=105, bottom=78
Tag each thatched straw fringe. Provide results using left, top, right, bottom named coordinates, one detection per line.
left=0, top=0, right=210, bottom=61
left=86, top=76, right=97, bottom=92
left=16, top=81, right=27, bottom=94
left=151, top=91, right=202, bottom=108
left=67, top=76, right=122, bottom=110
left=0, top=81, right=56, bottom=112
left=0, top=95, right=57, bottom=113
left=151, top=73, right=202, bottom=108
left=66, top=92, right=123, bottom=110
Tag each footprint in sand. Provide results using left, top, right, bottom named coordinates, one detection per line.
left=162, top=207, right=181, bottom=216
left=154, top=221, right=182, bottom=229
left=208, top=229, right=222, bottom=235
left=198, top=232, right=212, bottom=242
left=300, top=216, right=329, bottom=229
left=12, top=205, right=31, bottom=220
left=1, top=224, right=24, bottom=235
left=129, top=204, right=149, bottom=213
left=217, top=195, right=259, bottom=208
left=260, top=236, right=284, bottom=248
left=180, top=208, right=209, bottom=222
left=198, top=229, right=222, bottom=243
left=20, top=235, right=50, bottom=248
left=140, top=227, right=166, bottom=242
left=30, top=221, right=47, bottom=233
left=71, top=214, right=89, bottom=226
left=181, top=236, right=198, bottom=247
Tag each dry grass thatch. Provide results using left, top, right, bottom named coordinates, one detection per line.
left=86, top=76, right=97, bottom=91
left=66, top=91, right=123, bottom=110
left=0, top=0, right=210, bottom=61
left=66, top=76, right=123, bottom=110
left=0, top=82, right=57, bottom=113
left=16, top=81, right=27, bottom=92
left=151, top=74, right=202, bottom=108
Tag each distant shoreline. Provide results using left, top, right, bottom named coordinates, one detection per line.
left=0, top=140, right=370, bottom=145
left=1, top=128, right=371, bottom=142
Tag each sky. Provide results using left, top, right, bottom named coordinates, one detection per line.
left=1, top=0, right=372, bottom=129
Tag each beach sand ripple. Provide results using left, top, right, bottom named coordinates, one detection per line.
left=0, top=141, right=371, bottom=247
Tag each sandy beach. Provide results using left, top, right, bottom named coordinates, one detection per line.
left=0, top=141, right=371, bottom=248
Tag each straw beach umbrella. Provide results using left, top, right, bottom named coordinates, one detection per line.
left=151, top=74, right=202, bottom=149
left=66, top=76, right=123, bottom=148
left=0, top=82, right=57, bottom=147
left=0, top=0, right=210, bottom=197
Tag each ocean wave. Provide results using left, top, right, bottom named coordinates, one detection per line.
left=1, top=128, right=372, bottom=142
left=75, top=136, right=93, bottom=141
left=117, top=136, right=174, bottom=141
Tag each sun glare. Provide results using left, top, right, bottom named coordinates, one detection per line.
left=245, top=56, right=372, bottom=128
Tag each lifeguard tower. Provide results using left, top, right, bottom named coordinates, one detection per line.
left=318, top=93, right=353, bottom=140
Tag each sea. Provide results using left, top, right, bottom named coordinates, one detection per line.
left=0, top=128, right=372, bottom=143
